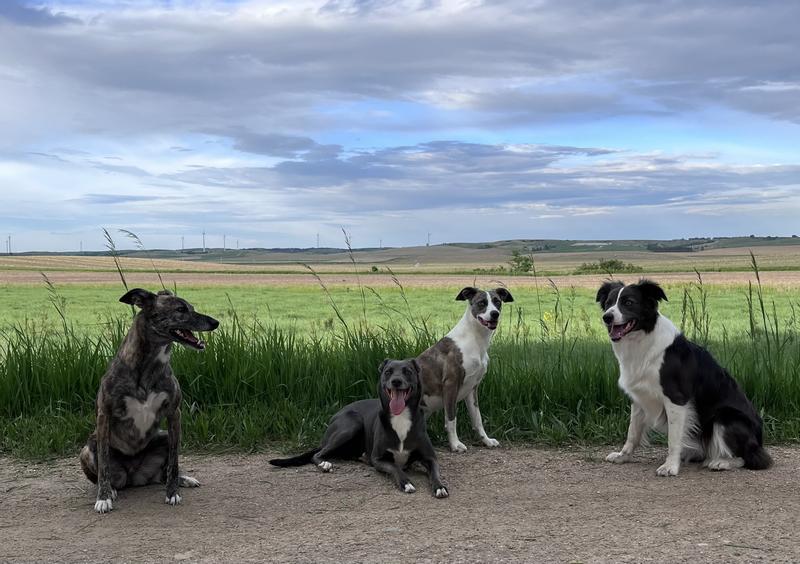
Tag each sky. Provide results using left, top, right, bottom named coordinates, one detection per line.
left=1, top=0, right=799, bottom=251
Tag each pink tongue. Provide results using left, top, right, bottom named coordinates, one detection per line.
left=389, top=392, right=406, bottom=416
left=610, top=322, right=632, bottom=339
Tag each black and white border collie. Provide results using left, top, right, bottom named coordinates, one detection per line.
left=596, top=279, right=771, bottom=476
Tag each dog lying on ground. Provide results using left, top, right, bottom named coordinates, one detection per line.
left=597, top=279, right=771, bottom=476
left=269, top=358, right=449, bottom=498
left=80, top=289, right=219, bottom=513
left=416, top=286, right=513, bottom=452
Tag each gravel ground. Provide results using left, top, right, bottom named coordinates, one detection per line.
left=2, top=445, right=798, bottom=563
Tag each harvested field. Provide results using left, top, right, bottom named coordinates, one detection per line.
left=3, top=268, right=800, bottom=287
left=2, top=242, right=800, bottom=276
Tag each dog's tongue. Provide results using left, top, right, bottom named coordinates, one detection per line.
left=610, top=321, right=633, bottom=340
left=389, top=390, right=407, bottom=416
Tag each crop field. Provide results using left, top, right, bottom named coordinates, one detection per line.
left=1, top=247, right=799, bottom=461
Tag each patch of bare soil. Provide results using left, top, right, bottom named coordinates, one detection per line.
left=3, top=270, right=800, bottom=288
left=1, top=446, right=798, bottom=563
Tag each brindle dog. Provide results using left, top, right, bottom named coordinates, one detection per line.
left=80, top=289, right=219, bottom=513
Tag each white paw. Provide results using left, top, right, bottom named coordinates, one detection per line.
left=450, top=441, right=468, bottom=453
left=110, top=488, right=118, bottom=501
left=180, top=476, right=200, bottom=488
left=656, top=461, right=680, bottom=477
left=434, top=487, right=449, bottom=498
left=165, top=493, right=182, bottom=506
left=707, top=458, right=742, bottom=471
left=318, top=461, right=333, bottom=472
left=483, top=437, right=500, bottom=448
left=606, top=451, right=631, bottom=464
left=94, top=498, right=113, bottom=513
left=403, top=482, right=416, bottom=493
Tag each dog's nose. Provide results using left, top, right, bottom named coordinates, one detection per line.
left=602, top=312, right=614, bottom=324
left=390, top=378, right=404, bottom=388
left=209, top=317, right=220, bottom=330
left=490, top=310, right=500, bottom=320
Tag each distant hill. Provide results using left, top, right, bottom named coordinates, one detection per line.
left=8, top=236, right=800, bottom=265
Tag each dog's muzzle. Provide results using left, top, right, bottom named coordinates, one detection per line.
left=606, top=320, right=636, bottom=342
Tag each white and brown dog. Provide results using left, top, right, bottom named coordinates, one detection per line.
left=417, top=286, right=513, bottom=452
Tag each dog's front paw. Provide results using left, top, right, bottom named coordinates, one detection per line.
left=606, top=451, right=631, bottom=464
left=179, top=475, right=200, bottom=488
left=483, top=437, right=500, bottom=448
left=656, top=461, right=680, bottom=477
left=165, top=493, right=182, bottom=506
left=401, top=482, right=416, bottom=494
left=94, top=498, right=113, bottom=514
left=450, top=441, right=468, bottom=453
left=317, top=461, right=333, bottom=473
left=433, top=486, right=449, bottom=499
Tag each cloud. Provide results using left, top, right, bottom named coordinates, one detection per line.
left=0, top=1, right=78, bottom=27
left=0, top=1, right=798, bottom=250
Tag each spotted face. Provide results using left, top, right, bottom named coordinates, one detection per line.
left=120, top=288, right=220, bottom=350
left=595, top=280, right=667, bottom=341
left=378, top=358, right=422, bottom=416
left=456, top=286, right=514, bottom=331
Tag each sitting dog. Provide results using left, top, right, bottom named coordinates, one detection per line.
left=416, top=286, right=513, bottom=452
left=80, top=289, right=219, bottom=513
left=269, top=359, right=449, bottom=498
left=597, top=279, right=771, bottom=476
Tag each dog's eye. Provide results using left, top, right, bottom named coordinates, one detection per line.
left=479, top=300, right=487, bottom=307
left=177, top=305, right=189, bottom=313
left=624, top=299, right=633, bottom=306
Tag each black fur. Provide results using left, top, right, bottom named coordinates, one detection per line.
left=599, top=280, right=771, bottom=472
left=659, top=335, right=771, bottom=470
left=269, top=359, right=449, bottom=497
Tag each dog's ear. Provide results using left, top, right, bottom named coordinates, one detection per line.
left=494, top=288, right=514, bottom=303
left=456, top=287, right=479, bottom=301
left=409, top=358, right=421, bottom=374
left=119, top=288, right=157, bottom=310
left=595, top=280, right=624, bottom=309
left=378, top=358, right=391, bottom=374
left=637, top=279, right=668, bottom=303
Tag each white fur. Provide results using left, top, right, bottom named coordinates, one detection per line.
left=165, top=493, right=182, bottom=506
left=180, top=476, right=200, bottom=487
left=441, top=303, right=498, bottom=451
left=390, top=409, right=412, bottom=443
left=606, top=312, right=701, bottom=475
left=403, top=482, right=416, bottom=493
left=318, top=461, right=332, bottom=472
left=445, top=418, right=467, bottom=452
left=705, top=423, right=744, bottom=470
left=389, top=449, right=410, bottom=467
left=156, top=345, right=171, bottom=364
left=435, top=487, right=449, bottom=498
left=476, top=291, right=499, bottom=325
left=94, top=498, right=113, bottom=513
left=604, top=286, right=626, bottom=324
left=124, top=392, right=168, bottom=437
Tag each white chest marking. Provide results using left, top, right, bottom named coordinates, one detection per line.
left=124, top=392, right=168, bottom=436
left=156, top=346, right=171, bottom=364
left=389, top=409, right=412, bottom=465
left=612, top=315, right=680, bottom=426
left=446, top=309, right=493, bottom=401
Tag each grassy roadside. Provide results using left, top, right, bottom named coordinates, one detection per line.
left=1, top=261, right=799, bottom=459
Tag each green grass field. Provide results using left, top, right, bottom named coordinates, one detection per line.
left=1, top=265, right=799, bottom=459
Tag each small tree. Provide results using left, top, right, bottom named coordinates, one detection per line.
left=509, top=250, right=533, bottom=273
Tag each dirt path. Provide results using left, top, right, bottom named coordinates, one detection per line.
left=3, top=269, right=800, bottom=288
left=2, top=446, right=799, bottom=563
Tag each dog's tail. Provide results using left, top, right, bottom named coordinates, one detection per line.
left=743, top=445, right=773, bottom=470
left=269, top=448, right=320, bottom=468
